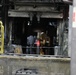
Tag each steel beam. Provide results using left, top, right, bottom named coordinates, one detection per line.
left=8, top=11, right=63, bottom=18
left=9, top=0, right=72, bottom=4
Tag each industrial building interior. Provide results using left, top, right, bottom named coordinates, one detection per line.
left=12, top=17, right=57, bottom=54
left=0, top=0, right=74, bottom=75
left=0, top=0, right=70, bottom=56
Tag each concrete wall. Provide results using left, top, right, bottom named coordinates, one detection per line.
left=0, top=55, right=70, bottom=75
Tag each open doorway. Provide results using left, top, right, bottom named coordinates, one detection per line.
left=12, top=17, right=57, bottom=55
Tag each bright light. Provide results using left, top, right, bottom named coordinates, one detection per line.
left=27, top=21, right=30, bottom=26
left=49, top=22, right=52, bottom=26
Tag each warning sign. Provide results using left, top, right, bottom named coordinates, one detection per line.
left=72, top=7, right=76, bottom=28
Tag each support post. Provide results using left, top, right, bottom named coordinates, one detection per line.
left=68, top=5, right=73, bottom=57
left=1, top=0, right=9, bottom=46
left=71, top=0, right=76, bottom=75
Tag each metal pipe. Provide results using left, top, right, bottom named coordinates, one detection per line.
left=9, top=19, right=12, bottom=46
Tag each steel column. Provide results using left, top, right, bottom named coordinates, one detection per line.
left=1, top=0, right=9, bottom=45
left=68, top=5, right=73, bottom=57
left=8, top=19, right=13, bottom=46
left=71, top=0, right=76, bottom=75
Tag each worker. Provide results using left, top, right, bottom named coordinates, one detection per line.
left=27, top=34, right=34, bottom=54
left=35, top=39, right=40, bottom=54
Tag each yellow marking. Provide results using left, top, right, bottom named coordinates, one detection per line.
left=0, top=21, right=4, bottom=54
